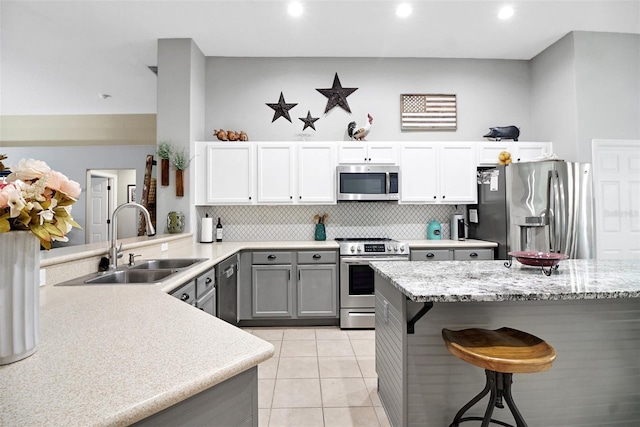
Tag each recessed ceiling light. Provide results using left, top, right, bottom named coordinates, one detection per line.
left=396, top=3, right=412, bottom=18
left=98, top=94, right=112, bottom=100
left=498, top=6, right=514, bottom=20
left=288, top=2, right=303, bottom=17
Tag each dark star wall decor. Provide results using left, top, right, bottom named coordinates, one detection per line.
left=316, top=73, right=358, bottom=114
left=299, top=110, right=319, bottom=131
left=266, top=92, right=298, bottom=122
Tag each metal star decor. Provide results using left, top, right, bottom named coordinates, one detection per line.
left=266, top=92, right=298, bottom=122
left=316, top=73, right=358, bottom=114
left=299, top=110, right=320, bottom=131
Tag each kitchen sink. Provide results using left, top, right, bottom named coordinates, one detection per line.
left=129, top=258, right=206, bottom=270
left=84, top=269, right=176, bottom=284
left=55, top=258, right=207, bottom=286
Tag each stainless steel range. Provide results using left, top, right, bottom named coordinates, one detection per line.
left=337, top=238, right=409, bottom=329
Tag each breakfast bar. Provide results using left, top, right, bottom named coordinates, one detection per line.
left=370, top=259, right=640, bottom=427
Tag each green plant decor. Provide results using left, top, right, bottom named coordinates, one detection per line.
left=171, top=149, right=192, bottom=171
left=157, top=142, right=172, bottom=160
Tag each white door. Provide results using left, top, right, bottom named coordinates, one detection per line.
left=592, top=140, right=640, bottom=259
left=88, top=175, right=111, bottom=243
left=439, top=143, right=477, bottom=203
left=366, top=142, right=397, bottom=164
left=206, top=144, right=255, bottom=204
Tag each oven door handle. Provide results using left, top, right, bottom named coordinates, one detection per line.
left=341, top=257, right=409, bottom=263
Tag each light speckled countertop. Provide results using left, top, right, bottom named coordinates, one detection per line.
left=370, top=259, right=640, bottom=302
left=1, top=235, right=499, bottom=426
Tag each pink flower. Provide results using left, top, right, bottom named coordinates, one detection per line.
left=0, top=183, right=17, bottom=208
left=45, top=170, right=81, bottom=199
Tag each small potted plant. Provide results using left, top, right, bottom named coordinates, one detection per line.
left=157, top=141, right=172, bottom=186
left=171, top=148, right=191, bottom=197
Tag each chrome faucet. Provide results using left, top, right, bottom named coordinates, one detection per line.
left=108, top=202, right=156, bottom=269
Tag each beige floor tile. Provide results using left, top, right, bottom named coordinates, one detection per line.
left=348, top=330, right=375, bottom=340
left=268, top=408, right=324, bottom=427
left=258, top=356, right=279, bottom=379
left=283, top=328, right=316, bottom=340
left=317, top=339, right=355, bottom=357
left=315, top=328, right=350, bottom=340
left=280, top=340, right=318, bottom=357
left=363, top=377, right=382, bottom=407
left=323, top=407, right=380, bottom=427
left=351, top=339, right=375, bottom=357
left=268, top=340, right=282, bottom=358
left=252, top=328, right=285, bottom=341
left=356, top=355, right=377, bottom=378
left=258, top=379, right=275, bottom=409
left=272, top=378, right=322, bottom=408
left=375, top=406, right=391, bottom=427
left=318, top=356, right=362, bottom=378
left=320, top=378, right=373, bottom=407
left=258, top=408, right=270, bottom=427
left=277, top=356, right=319, bottom=378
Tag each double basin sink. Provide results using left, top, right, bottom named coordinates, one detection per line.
left=57, top=258, right=207, bottom=286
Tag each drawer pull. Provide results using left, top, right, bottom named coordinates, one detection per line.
left=470, top=252, right=478, bottom=258
left=180, top=293, right=190, bottom=302
left=205, top=277, right=212, bottom=284
left=267, top=255, right=276, bottom=260
left=426, top=253, right=435, bottom=258
left=312, top=254, right=321, bottom=260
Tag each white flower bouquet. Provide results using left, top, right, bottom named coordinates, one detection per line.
left=0, top=159, right=81, bottom=249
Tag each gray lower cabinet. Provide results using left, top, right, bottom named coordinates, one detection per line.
left=296, top=252, right=337, bottom=317
left=133, top=367, right=258, bottom=427
left=239, top=250, right=338, bottom=322
left=410, top=248, right=494, bottom=261
left=252, top=264, right=293, bottom=318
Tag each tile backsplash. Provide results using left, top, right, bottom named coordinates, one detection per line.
left=197, top=203, right=460, bottom=241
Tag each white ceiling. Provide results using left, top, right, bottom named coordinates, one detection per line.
left=2, top=0, right=639, bottom=115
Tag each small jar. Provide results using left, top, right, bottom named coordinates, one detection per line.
left=167, top=211, right=185, bottom=234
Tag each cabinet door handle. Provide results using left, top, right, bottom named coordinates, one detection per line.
left=312, top=254, right=321, bottom=260
left=180, top=293, right=190, bottom=302
left=298, top=270, right=301, bottom=280
left=268, top=255, right=276, bottom=260
left=205, top=277, right=212, bottom=284
left=442, top=195, right=446, bottom=199
left=470, top=252, right=478, bottom=258
left=426, top=253, right=434, bottom=258
left=433, top=196, right=437, bottom=199
left=288, top=270, right=291, bottom=281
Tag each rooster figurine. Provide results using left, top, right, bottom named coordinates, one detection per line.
left=347, top=114, right=373, bottom=141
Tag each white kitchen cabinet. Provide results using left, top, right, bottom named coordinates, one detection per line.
left=512, top=142, right=552, bottom=162
left=400, top=142, right=476, bottom=204
left=338, top=142, right=397, bottom=164
left=297, top=143, right=337, bottom=204
left=205, top=143, right=255, bottom=204
left=439, top=143, right=477, bottom=203
left=257, top=143, right=294, bottom=203
left=477, top=141, right=553, bottom=165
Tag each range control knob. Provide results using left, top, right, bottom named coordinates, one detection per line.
left=387, top=244, right=392, bottom=251
left=399, top=245, right=405, bottom=253
left=350, top=245, right=356, bottom=253
left=356, top=245, right=362, bottom=253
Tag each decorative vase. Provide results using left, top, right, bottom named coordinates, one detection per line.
left=161, top=158, right=170, bottom=186
left=176, top=169, right=184, bottom=197
left=167, top=211, right=185, bottom=234
left=314, top=223, right=326, bottom=241
left=0, top=231, right=40, bottom=365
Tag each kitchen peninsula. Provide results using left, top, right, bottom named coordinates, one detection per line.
left=371, top=259, right=640, bottom=427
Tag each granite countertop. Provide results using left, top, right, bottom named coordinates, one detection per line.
left=370, top=259, right=640, bottom=303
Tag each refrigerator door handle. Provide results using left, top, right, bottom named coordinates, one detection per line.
left=546, top=170, right=555, bottom=252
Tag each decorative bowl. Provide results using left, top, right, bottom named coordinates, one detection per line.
left=507, top=251, right=569, bottom=267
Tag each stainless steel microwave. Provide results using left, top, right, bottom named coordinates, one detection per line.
left=337, top=165, right=400, bottom=201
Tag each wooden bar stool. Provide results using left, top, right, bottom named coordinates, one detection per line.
left=442, top=327, right=556, bottom=427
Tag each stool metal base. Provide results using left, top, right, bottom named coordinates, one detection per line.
left=449, top=370, right=527, bottom=427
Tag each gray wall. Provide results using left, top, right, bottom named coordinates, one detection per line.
left=531, top=31, right=640, bottom=162
left=204, top=57, right=532, bottom=142
left=2, top=145, right=155, bottom=246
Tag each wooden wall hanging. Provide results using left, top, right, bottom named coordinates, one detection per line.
left=401, top=94, right=457, bottom=131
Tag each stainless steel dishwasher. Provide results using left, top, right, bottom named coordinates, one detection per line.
left=216, top=254, right=239, bottom=325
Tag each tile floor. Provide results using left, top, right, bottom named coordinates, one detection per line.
left=244, top=326, right=391, bottom=427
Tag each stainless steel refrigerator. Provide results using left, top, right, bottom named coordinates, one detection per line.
left=468, top=161, right=595, bottom=260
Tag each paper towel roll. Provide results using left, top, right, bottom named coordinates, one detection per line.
left=200, top=217, right=214, bottom=243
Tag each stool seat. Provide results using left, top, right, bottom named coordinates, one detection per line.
left=442, top=327, right=556, bottom=374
